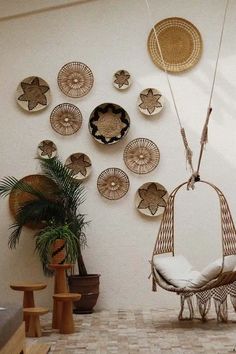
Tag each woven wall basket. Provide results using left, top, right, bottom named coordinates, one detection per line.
left=50, top=103, right=82, bottom=136
left=16, top=76, right=51, bottom=112
left=89, top=103, right=130, bottom=144
left=97, top=168, right=130, bottom=200
left=135, top=182, right=169, bottom=217
left=9, top=175, right=58, bottom=229
left=57, top=61, right=94, bottom=98
left=148, top=17, right=202, bottom=72
left=37, top=140, right=57, bottom=159
left=123, top=138, right=160, bottom=174
left=113, top=69, right=132, bottom=90
left=65, top=153, right=92, bottom=180
left=138, top=88, right=164, bottom=116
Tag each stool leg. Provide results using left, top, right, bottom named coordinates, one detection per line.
left=52, top=299, right=62, bottom=329
left=23, top=291, right=35, bottom=332
left=60, top=301, right=74, bottom=334
left=27, top=315, right=42, bottom=337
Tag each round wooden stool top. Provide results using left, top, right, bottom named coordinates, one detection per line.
left=53, top=293, right=81, bottom=302
left=23, top=307, right=49, bottom=316
left=10, top=282, right=47, bottom=291
left=48, top=264, right=73, bottom=271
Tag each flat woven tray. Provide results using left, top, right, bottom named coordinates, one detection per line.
left=148, top=17, right=202, bottom=72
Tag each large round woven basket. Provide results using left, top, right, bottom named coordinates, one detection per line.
left=148, top=17, right=202, bottom=72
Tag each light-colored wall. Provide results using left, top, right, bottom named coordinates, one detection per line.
left=0, top=0, right=235, bottom=310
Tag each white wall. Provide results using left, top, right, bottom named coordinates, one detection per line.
left=0, top=0, right=236, bottom=310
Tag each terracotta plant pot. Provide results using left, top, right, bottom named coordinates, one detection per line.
left=51, top=239, right=66, bottom=264
left=68, top=274, right=100, bottom=314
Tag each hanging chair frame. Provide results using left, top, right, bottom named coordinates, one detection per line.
left=151, top=180, right=236, bottom=294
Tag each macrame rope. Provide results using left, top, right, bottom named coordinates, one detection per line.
left=144, top=0, right=229, bottom=182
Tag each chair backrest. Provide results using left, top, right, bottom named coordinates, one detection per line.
left=152, top=180, right=236, bottom=259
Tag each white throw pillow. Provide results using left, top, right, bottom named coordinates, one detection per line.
left=190, top=255, right=236, bottom=287
left=153, top=254, right=195, bottom=287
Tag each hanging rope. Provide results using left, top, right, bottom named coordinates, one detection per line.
left=144, top=0, right=229, bottom=186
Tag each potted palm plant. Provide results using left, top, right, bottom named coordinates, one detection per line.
left=0, top=157, right=100, bottom=314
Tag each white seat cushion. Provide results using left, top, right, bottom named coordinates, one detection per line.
left=153, top=254, right=236, bottom=288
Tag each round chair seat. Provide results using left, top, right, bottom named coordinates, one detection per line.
left=53, top=293, right=81, bottom=302
left=10, top=282, right=47, bottom=291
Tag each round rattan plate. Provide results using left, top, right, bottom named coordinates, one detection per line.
left=135, top=182, right=168, bottom=217
left=89, top=103, right=130, bottom=144
left=37, top=140, right=57, bottom=159
left=148, top=17, right=202, bottom=72
left=9, top=174, right=58, bottom=229
left=113, top=69, right=132, bottom=90
left=97, top=168, right=130, bottom=200
left=65, top=153, right=92, bottom=180
left=138, top=88, right=164, bottom=116
left=123, top=138, right=160, bottom=174
left=57, top=62, right=94, bottom=98
left=50, top=103, right=82, bottom=136
left=16, top=76, right=51, bottom=112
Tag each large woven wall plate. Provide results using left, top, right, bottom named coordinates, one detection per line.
left=138, top=88, right=164, bottom=116
left=97, top=168, right=130, bottom=200
left=37, top=140, right=57, bottom=159
left=113, top=69, right=132, bottom=90
left=50, top=103, right=82, bottom=136
left=57, top=62, right=94, bottom=98
left=89, top=103, right=130, bottom=144
left=9, top=174, right=58, bottom=229
left=16, top=76, right=51, bottom=112
left=65, top=153, right=92, bottom=180
left=148, top=17, right=202, bottom=72
left=123, top=138, right=160, bottom=174
left=135, top=182, right=168, bottom=217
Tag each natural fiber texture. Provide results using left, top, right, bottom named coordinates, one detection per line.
left=135, top=182, right=168, bottom=217
left=138, top=88, right=164, bottom=116
left=37, top=140, right=57, bottom=159
left=178, top=293, right=194, bottom=320
left=50, top=103, right=82, bottom=136
left=9, top=175, right=58, bottom=229
left=151, top=180, right=236, bottom=297
left=16, top=76, right=51, bottom=112
left=57, top=62, right=94, bottom=98
left=97, top=168, right=129, bottom=200
left=89, top=103, right=130, bottom=144
left=123, top=138, right=160, bottom=174
left=148, top=17, right=202, bottom=72
left=65, top=153, right=92, bottom=180
left=113, top=69, right=131, bottom=90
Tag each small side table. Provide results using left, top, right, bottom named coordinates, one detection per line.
left=53, top=293, right=81, bottom=334
left=49, top=264, right=73, bottom=329
left=10, top=282, right=47, bottom=331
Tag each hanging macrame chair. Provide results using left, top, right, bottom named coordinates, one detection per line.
left=151, top=180, right=236, bottom=294
left=144, top=0, right=236, bottom=320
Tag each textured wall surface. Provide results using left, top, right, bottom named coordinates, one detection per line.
left=0, top=0, right=235, bottom=310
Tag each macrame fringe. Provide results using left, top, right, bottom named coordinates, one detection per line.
left=180, top=128, right=194, bottom=172
left=196, top=297, right=211, bottom=321
left=152, top=276, right=157, bottom=292
left=230, top=295, right=236, bottom=312
left=178, top=294, right=194, bottom=320
left=214, top=298, right=228, bottom=322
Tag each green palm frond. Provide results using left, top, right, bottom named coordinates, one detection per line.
left=0, top=176, right=48, bottom=199
left=8, top=223, right=23, bottom=248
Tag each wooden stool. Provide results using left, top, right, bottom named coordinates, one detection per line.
left=10, top=282, right=47, bottom=331
left=23, top=307, right=49, bottom=337
left=53, top=293, right=81, bottom=334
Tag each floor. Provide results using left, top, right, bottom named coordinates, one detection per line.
left=27, top=307, right=236, bottom=354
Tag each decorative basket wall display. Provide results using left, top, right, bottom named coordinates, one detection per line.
left=148, top=17, right=202, bottom=72
left=123, top=138, right=160, bottom=174
left=50, top=103, right=82, bottom=136
left=89, top=103, right=130, bottom=144
left=16, top=76, right=51, bottom=112
left=37, top=140, right=57, bottom=159
left=97, top=168, right=130, bottom=200
left=113, top=69, right=132, bottom=90
left=138, top=88, right=164, bottom=116
left=9, top=174, right=58, bottom=229
left=57, top=62, right=94, bottom=98
left=135, top=182, right=168, bottom=217
left=65, top=153, right=92, bottom=180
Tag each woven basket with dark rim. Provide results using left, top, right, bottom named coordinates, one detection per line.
left=148, top=17, right=202, bottom=72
